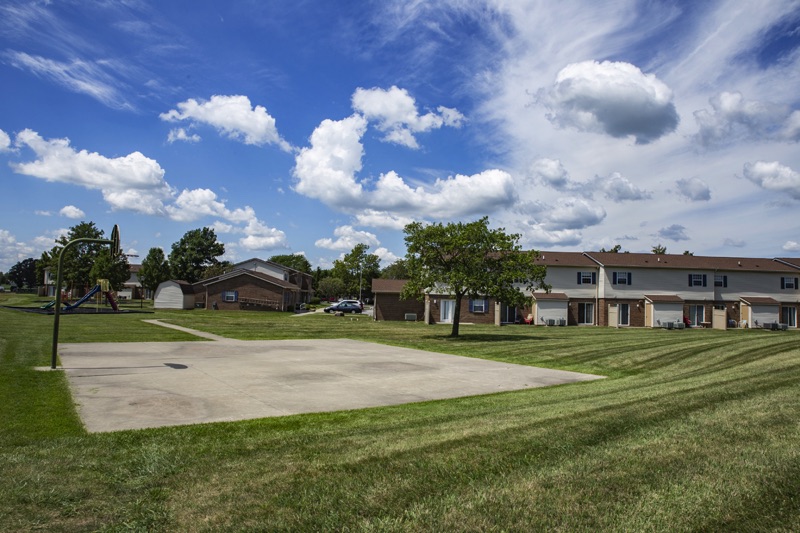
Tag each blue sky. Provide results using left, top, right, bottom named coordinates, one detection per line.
left=1, top=0, right=800, bottom=272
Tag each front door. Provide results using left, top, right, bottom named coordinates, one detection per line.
left=499, top=303, right=519, bottom=324
left=578, top=302, right=594, bottom=325
left=440, top=299, right=455, bottom=323
left=781, top=306, right=797, bottom=327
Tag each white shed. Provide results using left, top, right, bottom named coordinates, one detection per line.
left=154, top=280, right=195, bottom=309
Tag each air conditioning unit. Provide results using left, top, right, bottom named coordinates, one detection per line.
left=666, top=322, right=674, bottom=330
left=674, top=322, right=685, bottom=329
left=546, top=319, right=555, bottom=326
left=557, top=319, right=566, bottom=326
left=404, top=313, right=417, bottom=321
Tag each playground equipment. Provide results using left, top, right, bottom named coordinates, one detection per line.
left=51, top=225, right=121, bottom=369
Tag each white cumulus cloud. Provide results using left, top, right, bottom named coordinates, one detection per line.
left=315, top=225, right=380, bottom=251
left=160, top=95, right=292, bottom=151
left=352, top=85, right=464, bottom=149
left=12, top=129, right=172, bottom=215
left=783, top=241, right=800, bottom=252
left=693, top=92, right=798, bottom=148
left=0, top=129, right=11, bottom=152
left=742, top=161, right=800, bottom=200
left=59, top=205, right=85, bottom=219
left=543, top=60, right=679, bottom=144
left=599, top=172, right=652, bottom=202
left=676, top=177, right=711, bottom=201
left=166, top=127, right=201, bottom=144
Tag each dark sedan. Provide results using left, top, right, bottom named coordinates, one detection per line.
left=324, top=301, right=363, bottom=314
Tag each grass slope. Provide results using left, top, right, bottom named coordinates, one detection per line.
left=1, top=296, right=799, bottom=531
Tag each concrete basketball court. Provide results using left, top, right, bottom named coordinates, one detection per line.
left=57, top=320, right=603, bottom=433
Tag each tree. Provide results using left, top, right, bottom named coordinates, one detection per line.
left=652, top=244, right=667, bottom=255
left=7, top=258, right=38, bottom=288
left=269, top=253, right=312, bottom=274
left=201, top=261, right=233, bottom=280
left=45, top=221, right=106, bottom=292
left=380, top=259, right=410, bottom=279
left=89, top=249, right=130, bottom=291
left=138, top=247, right=172, bottom=295
left=600, top=244, right=623, bottom=253
left=331, top=244, right=381, bottom=299
left=401, top=217, right=548, bottom=337
left=683, top=250, right=694, bottom=256
left=316, top=277, right=346, bottom=300
left=168, top=228, right=225, bottom=283
left=0, top=271, right=7, bottom=285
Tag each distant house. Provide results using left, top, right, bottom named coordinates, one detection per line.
left=118, top=264, right=142, bottom=300
left=153, top=280, right=195, bottom=309
left=193, top=268, right=301, bottom=311
left=153, top=258, right=312, bottom=312
left=372, top=279, right=425, bottom=321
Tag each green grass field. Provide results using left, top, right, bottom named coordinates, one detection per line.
left=1, top=292, right=799, bottom=531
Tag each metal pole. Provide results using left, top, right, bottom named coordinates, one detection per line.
left=51, top=237, right=114, bottom=369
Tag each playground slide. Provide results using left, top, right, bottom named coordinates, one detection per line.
left=105, top=291, right=119, bottom=311
left=40, top=300, right=56, bottom=309
left=63, top=284, right=101, bottom=311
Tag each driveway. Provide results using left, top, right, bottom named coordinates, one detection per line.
left=57, top=320, right=603, bottom=432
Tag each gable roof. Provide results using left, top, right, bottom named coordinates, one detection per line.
left=644, top=294, right=684, bottom=303
left=534, top=251, right=598, bottom=267
left=776, top=258, right=800, bottom=270
left=531, top=292, right=569, bottom=301
left=372, top=279, right=409, bottom=293
left=583, top=252, right=799, bottom=273
left=740, top=296, right=779, bottom=305
left=200, top=268, right=300, bottom=290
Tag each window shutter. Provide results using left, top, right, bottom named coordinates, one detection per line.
left=723, top=275, right=727, bottom=288
left=688, top=274, right=692, bottom=287
left=483, top=299, right=489, bottom=311
left=781, top=277, right=786, bottom=289
left=577, top=272, right=582, bottom=285
left=702, top=275, right=707, bottom=287
left=469, top=299, right=474, bottom=312
left=796, top=278, right=799, bottom=289
left=627, top=273, right=632, bottom=285
left=612, top=272, right=618, bottom=284
left=591, top=272, right=597, bottom=285
left=234, top=290, right=239, bottom=302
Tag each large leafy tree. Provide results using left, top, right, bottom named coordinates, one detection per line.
left=331, top=243, right=381, bottom=299
left=380, top=259, right=410, bottom=279
left=138, top=247, right=172, bottom=294
left=168, top=228, right=225, bottom=283
left=269, top=253, right=312, bottom=274
left=89, top=249, right=130, bottom=291
left=652, top=244, right=667, bottom=254
left=46, top=221, right=106, bottom=292
left=401, top=217, right=548, bottom=337
left=316, top=277, right=346, bottom=300
left=7, top=258, right=38, bottom=288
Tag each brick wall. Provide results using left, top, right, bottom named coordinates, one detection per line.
left=374, top=292, right=425, bottom=321
left=428, top=297, right=496, bottom=325
left=206, top=276, right=290, bottom=311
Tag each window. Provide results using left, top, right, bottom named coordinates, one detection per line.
left=577, top=271, right=597, bottom=285
left=688, top=274, right=707, bottom=287
left=223, top=290, right=238, bottom=302
left=612, top=272, right=632, bottom=285
left=714, top=275, right=728, bottom=287
left=469, top=299, right=488, bottom=313
left=781, top=277, right=799, bottom=290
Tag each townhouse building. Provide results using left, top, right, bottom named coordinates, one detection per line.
left=373, top=251, right=800, bottom=329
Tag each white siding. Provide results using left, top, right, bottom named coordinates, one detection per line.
left=717, top=272, right=800, bottom=302
left=532, top=267, right=599, bottom=299
left=605, top=268, right=713, bottom=300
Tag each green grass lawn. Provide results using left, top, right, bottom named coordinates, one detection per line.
left=1, top=293, right=799, bottom=531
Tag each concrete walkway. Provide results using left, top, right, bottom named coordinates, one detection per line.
left=58, top=323, right=603, bottom=433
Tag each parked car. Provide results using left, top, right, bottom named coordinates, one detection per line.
left=337, top=299, right=364, bottom=311
left=324, top=301, right=362, bottom=314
